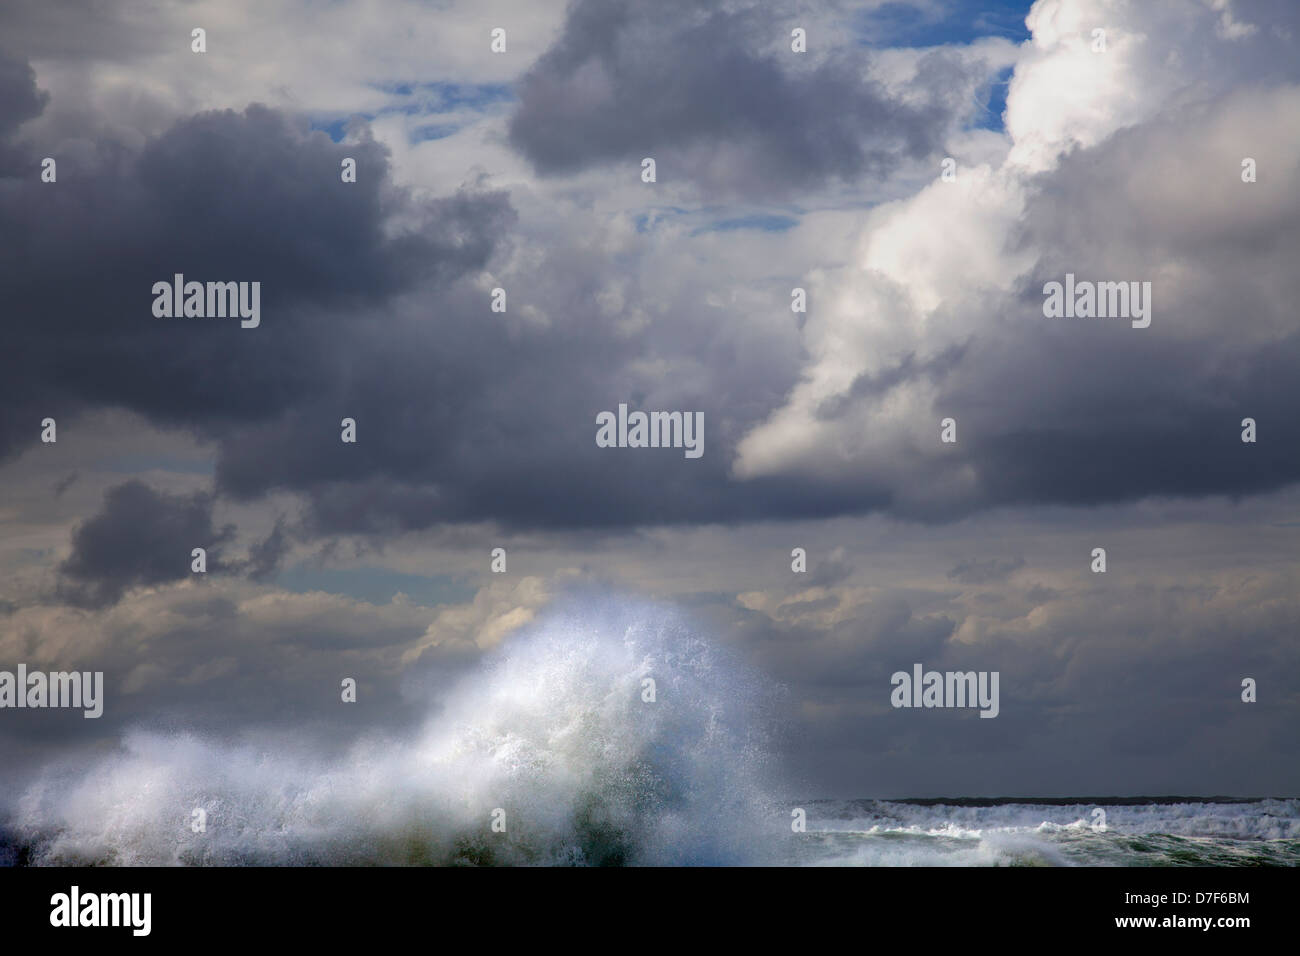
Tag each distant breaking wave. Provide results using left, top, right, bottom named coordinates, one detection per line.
left=794, top=798, right=1300, bottom=866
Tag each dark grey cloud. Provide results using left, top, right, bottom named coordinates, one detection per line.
left=0, top=52, right=523, bottom=535
left=0, top=47, right=47, bottom=167
left=58, top=480, right=233, bottom=607
left=508, top=0, right=964, bottom=196
left=0, top=54, right=513, bottom=459
left=0, top=48, right=46, bottom=137
left=937, top=94, right=1300, bottom=512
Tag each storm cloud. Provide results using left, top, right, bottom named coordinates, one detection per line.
left=58, top=480, right=232, bottom=608
left=508, top=0, right=975, bottom=196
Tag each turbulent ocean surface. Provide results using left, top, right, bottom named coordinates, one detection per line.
left=1, top=601, right=1295, bottom=866
left=791, top=798, right=1300, bottom=866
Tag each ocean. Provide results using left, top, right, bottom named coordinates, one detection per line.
left=6, top=795, right=1295, bottom=866
left=790, top=797, right=1300, bottom=866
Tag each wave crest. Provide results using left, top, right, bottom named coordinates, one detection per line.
left=8, top=599, right=787, bottom=866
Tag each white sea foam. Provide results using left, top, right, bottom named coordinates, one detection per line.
left=7, top=599, right=787, bottom=865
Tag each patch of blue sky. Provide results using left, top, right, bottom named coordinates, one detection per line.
left=369, top=80, right=514, bottom=113
left=309, top=117, right=350, bottom=143
left=421, top=81, right=514, bottom=111
left=309, top=82, right=514, bottom=143
left=692, top=214, right=799, bottom=236
left=633, top=206, right=693, bottom=233
left=854, top=0, right=1032, bottom=48
left=974, top=63, right=1015, bottom=131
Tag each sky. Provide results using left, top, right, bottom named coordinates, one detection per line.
left=0, top=0, right=1298, bottom=803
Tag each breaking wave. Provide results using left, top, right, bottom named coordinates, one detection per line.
left=2, top=600, right=789, bottom=865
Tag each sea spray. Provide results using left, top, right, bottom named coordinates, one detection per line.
left=5, top=598, right=790, bottom=865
